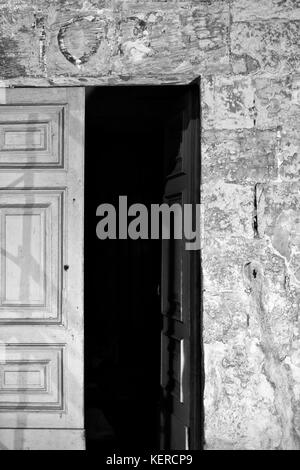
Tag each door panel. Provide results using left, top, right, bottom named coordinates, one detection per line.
left=0, top=88, right=84, bottom=448
left=0, top=344, right=63, bottom=410
left=0, top=104, right=65, bottom=167
left=0, top=190, right=62, bottom=321
left=160, top=88, right=199, bottom=450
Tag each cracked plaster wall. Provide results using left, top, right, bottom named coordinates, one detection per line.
left=1, top=0, right=300, bottom=450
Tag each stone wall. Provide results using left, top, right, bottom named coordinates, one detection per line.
left=202, top=0, right=300, bottom=450
left=1, top=0, right=300, bottom=450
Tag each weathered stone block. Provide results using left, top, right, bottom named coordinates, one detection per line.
left=0, top=6, right=42, bottom=78
left=204, top=237, right=300, bottom=448
left=204, top=338, right=282, bottom=449
left=202, top=182, right=254, bottom=238
left=254, top=75, right=300, bottom=130
left=0, top=0, right=204, bottom=85
left=279, top=129, right=300, bottom=181
left=202, top=238, right=264, bottom=293
left=231, top=21, right=300, bottom=74
left=266, top=290, right=298, bottom=358
left=256, top=183, right=300, bottom=287
left=203, top=235, right=293, bottom=293
left=202, top=76, right=255, bottom=130
left=285, top=340, right=300, bottom=406
left=203, top=291, right=250, bottom=344
left=190, top=0, right=231, bottom=74
left=202, top=129, right=277, bottom=183
left=231, top=0, right=300, bottom=21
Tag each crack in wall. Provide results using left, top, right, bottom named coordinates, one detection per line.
left=253, top=185, right=259, bottom=238
left=253, top=183, right=265, bottom=239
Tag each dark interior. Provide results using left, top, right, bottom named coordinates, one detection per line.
left=84, top=86, right=186, bottom=450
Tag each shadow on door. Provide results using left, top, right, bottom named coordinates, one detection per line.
left=84, top=86, right=190, bottom=450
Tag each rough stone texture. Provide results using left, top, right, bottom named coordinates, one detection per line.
left=0, top=0, right=231, bottom=85
left=231, top=0, right=300, bottom=21
left=201, top=0, right=300, bottom=450
left=1, top=0, right=300, bottom=451
left=202, top=129, right=277, bottom=183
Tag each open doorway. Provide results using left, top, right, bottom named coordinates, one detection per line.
left=84, top=85, right=201, bottom=451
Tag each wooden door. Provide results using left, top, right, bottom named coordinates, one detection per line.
left=160, top=87, right=200, bottom=450
left=0, top=88, right=85, bottom=450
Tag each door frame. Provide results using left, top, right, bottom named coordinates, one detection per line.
left=83, top=79, right=202, bottom=450
left=186, top=79, right=202, bottom=450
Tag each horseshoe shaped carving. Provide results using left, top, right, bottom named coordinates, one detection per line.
left=57, top=15, right=105, bottom=66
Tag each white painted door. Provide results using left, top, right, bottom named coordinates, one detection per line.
left=0, top=88, right=85, bottom=450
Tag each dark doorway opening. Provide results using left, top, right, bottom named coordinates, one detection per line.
left=84, top=85, right=201, bottom=451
